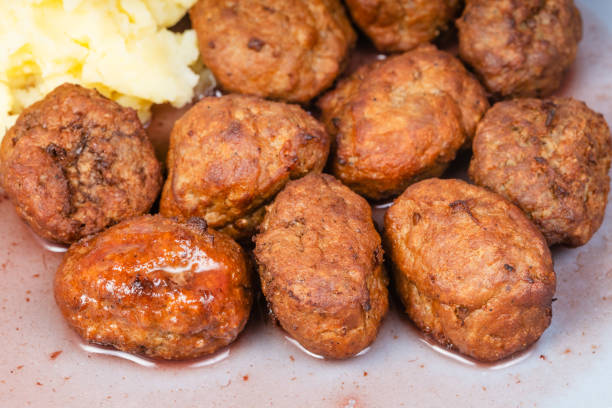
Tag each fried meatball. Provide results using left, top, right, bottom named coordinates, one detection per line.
left=54, top=215, right=252, bottom=360
left=190, top=0, right=356, bottom=103
left=344, top=0, right=460, bottom=52
left=254, top=174, right=388, bottom=359
left=385, top=178, right=556, bottom=362
left=469, top=98, right=612, bottom=247
left=160, top=95, right=330, bottom=240
left=457, top=0, right=582, bottom=97
left=0, top=84, right=162, bottom=244
left=318, top=44, right=488, bottom=200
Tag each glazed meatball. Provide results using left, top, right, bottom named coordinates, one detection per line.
left=0, top=84, right=162, bottom=244
left=190, top=0, right=356, bottom=103
left=160, top=95, right=330, bottom=240
left=254, top=174, right=388, bottom=359
left=345, top=0, right=460, bottom=52
left=318, top=44, right=488, bottom=200
left=385, top=178, right=556, bottom=362
left=469, top=98, right=612, bottom=247
left=54, top=215, right=252, bottom=360
left=457, top=0, right=582, bottom=97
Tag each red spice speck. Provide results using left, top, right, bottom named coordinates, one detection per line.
left=50, top=351, right=62, bottom=360
left=289, top=355, right=295, bottom=362
left=36, top=382, right=43, bottom=386
left=25, top=298, right=30, bottom=302
left=363, top=371, right=368, bottom=377
left=564, top=348, right=571, bottom=354
left=32, top=274, right=40, bottom=278
left=242, top=375, right=249, bottom=381
left=539, top=354, right=546, bottom=360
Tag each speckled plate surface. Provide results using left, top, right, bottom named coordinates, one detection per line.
left=1, top=1, right=611, bottom=407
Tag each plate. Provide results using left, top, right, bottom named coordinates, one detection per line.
left=1, top=1, right=611, bottom=406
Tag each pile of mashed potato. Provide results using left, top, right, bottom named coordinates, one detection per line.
left=0, top=0, right=207, bottom=139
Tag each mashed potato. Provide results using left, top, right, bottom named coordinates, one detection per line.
left=0, top=0, right=205, bottom=139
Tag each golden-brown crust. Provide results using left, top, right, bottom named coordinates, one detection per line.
left=190, top=0, right=356, bottom=103
left=317, top=44, right=488, bottom=200
left=345, top=0, right=460, bottom=52
left=384, top=178, right=556, bottom=362
left=457, top=0, right=582, bottom=97
left=159, top=94, right=330, bottom=240
left=54, top=215, right=252, bottom=360
left=254, top=174, right=388, bottom=359
left=0, top=83, right=162, bottom=244
left=469, top=97, right=612, bottom=247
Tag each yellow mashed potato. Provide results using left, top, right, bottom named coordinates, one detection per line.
left=0, top=0, right=205, bottom=139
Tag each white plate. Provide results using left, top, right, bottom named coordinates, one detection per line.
left=1, top=1, right=611, bottom=406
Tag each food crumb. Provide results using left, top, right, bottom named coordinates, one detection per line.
left=242, top=375, right=249, bottom=381
left=291, top=377, right=296, bottom=381
left=26, top=298, right=30, bottom=302
left=36, top=382, right=43, bottom=386
left=363, top=371, right=368, bottom=377
left=482, top=386, right=487, bottom=391
left=564, top=348, right=571, bottom=354
left=419, top=364, right=425, bottom=368
left=17, top=365, right=24, bottom=370
left=289, top=355, right=295, bottom=362
left=32, top=274, right=40, bottom=278
left=50, top=350, right=62, bottom=360
left=393, top=335, right=398, bottom=340
left=539, top=354, right=546, bottom=360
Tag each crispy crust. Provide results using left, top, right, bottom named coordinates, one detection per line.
left=0, top=84, right=162, bottom=244
left=190, top=0, right=356, bottom=103
left=160, top=95, right=330, bottom=240
left=54, top=215, right=252, bottom=360
left=457, top=0, right=582, bottom=97
left=385, top=178, right=556, bottom=362
left=469, top=97, right=612, bottom=246
left=318, top=45, right=489, bottom=200
left=254, top=174, right=388, bottom=359
left=345, top=0, right=460, bottom=52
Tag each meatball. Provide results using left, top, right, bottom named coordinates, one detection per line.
left=318, top=44, right=488, bottom=200
left=254, top=174, right=388, bottom=359
left=0, top=84, right=162, bottom=244
left=385, top=178, right=556, bottom=362
left=457, top=0, right=582, bottom=97
left=344, top=0, right=460, bottom=52
left=469, top=98, right=612, bottom=247
left=160, top=95, right=330, bottom=240
left=54, top=215, right=252, bottom=360
left=190, top=0, right=356, bottom=103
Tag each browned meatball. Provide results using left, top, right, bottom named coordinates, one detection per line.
left=469, top=98, right=612, bottom=247
left=190, top=0, right=356, bottom=103
left=385, top=178, right=556, bottom=362
left=318, top=44, right=488, bottom=200
left=160, top=95, right=330, bottom=240
left=457, top=0, right=582, bottom=97
left=0, top=84, right=162, bottom=244
left=54, top=215, right=252, bottom=360
left=345, top=0, right=460, bottom=52
left=254, top=174, right=388, bottom=359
